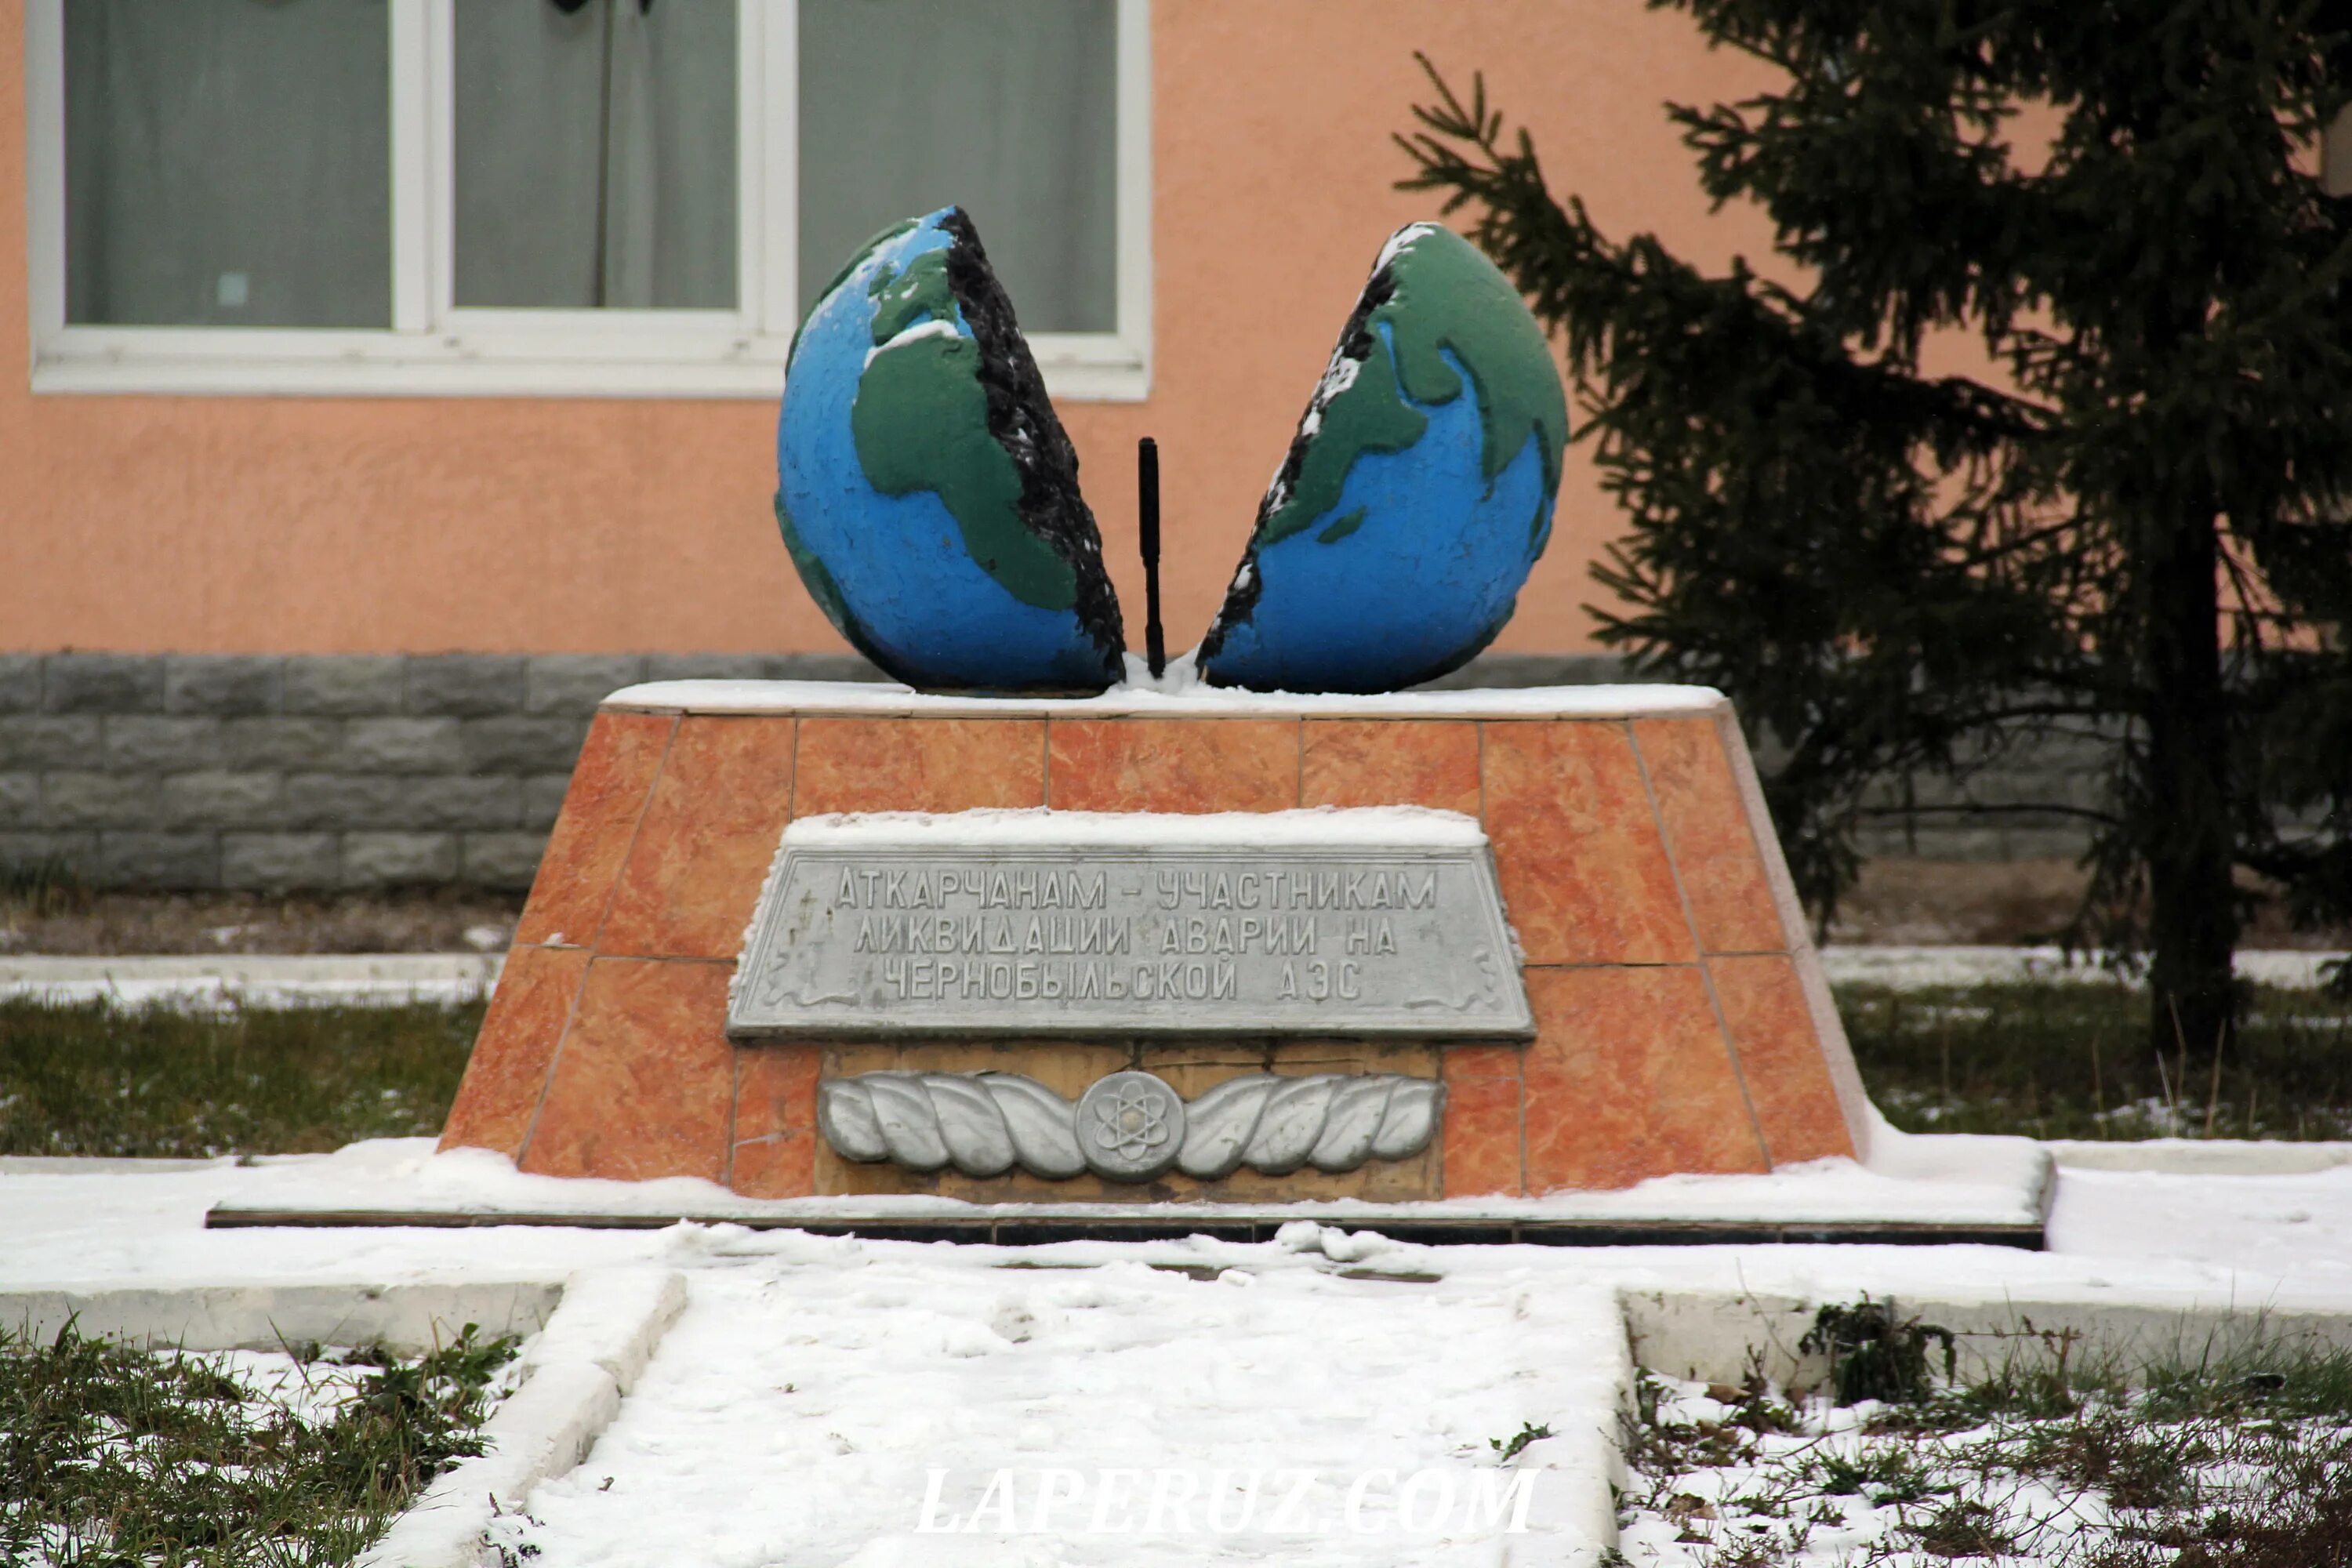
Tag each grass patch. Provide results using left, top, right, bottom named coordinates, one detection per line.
left=1, top=1317, right=515, bottom=1566
left=1836, top=980, right=2352, bottom=1140
left=1616, top=1313, right=2352, bottom=1565
left=0, top=855, right=92, bottom=920
left=1798, top=1298, right=1954, bottom=1406
left=0, top=998, right=484, bottom=1158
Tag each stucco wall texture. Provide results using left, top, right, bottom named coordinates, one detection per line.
left=0, top=1, right=1779, bottom=659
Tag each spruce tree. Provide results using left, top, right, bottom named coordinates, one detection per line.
left=1399, top=4, right=2352, bottom=1063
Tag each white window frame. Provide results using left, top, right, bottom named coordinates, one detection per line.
left=24, top=0, right=1151, bottom=400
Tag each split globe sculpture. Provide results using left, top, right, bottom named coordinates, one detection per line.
left=1198, top=221, right=1570, bottom=692
left=775, top=208, right=1567, bottom=695
left=775, top=208, right=1126, bottom=695
left=429, top=201, right=1891, bottom=1232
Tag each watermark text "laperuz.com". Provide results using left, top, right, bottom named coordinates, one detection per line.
left=914, top=1467, right=1541, bottom=1536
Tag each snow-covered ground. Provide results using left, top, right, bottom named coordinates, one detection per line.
left=9, top=1144, right=2352, bottom=1374
left=1608, top=1370, right=2342, bottom=1566
left=487, top=1232, right=1623, bottom=1566
left=7, top=1148, right=2352, bottom=1565
left=1821, top=944, right=2347, bottom=990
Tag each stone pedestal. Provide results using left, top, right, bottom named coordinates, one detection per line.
left=440, top=681, right=1871, bottom=1200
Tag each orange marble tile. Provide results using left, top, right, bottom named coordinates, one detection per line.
left=437, top=945, right=590, bottom=1157
left=1301, top=720, right=1482, bottom=815
left=1633, top=718, right=1788, bottom=955
left=1480, top=720, right=1696, bottom=966
left=731, top=1132, right=817, bottom=1200
left=731, top=1040, right=818, bottom=1200
left=1445, top=1043, right=1526, bottom=1079
left=1709, top=955, right=1857, bottom=1165
left=600, top=717, right=797, bottom=960
left=732, top=1045, right=822, bottom=1142
left=515, top=712, right=674, bottom=947
left=1047, top=718, right=1299, bottom=812
left=1520, top=966, right=1769, bottom=1191
left=1441, top=1061, right=1523, bottom=1196
left=793, top=718, right=1046, bottom=815
left=518, top=958, right=735, bottom=1182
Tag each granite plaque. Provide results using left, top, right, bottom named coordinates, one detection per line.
left=727, top=809, right=1533, bottom=1038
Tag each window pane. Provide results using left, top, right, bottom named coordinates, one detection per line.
left=799, top=0, right=1117, bottom=333
left=454, top=0, right=738, bottom=310
left=64, top=0, right=391, bottom=328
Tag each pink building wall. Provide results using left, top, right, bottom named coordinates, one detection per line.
left=0, top=1, right=1780, bottom=659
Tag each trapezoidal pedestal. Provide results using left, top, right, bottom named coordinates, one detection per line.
left=440, top=680, right=1873, bottom=1203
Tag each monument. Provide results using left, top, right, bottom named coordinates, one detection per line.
left=434, top=212, right=1885, bottom=1231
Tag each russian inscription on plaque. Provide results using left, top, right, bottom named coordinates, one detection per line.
left=728, top=809, right=1533, bottom=1038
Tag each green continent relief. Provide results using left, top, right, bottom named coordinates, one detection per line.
left=1257, top=336, right=1430, bottom=546
left=1316, top=509, right=1367, bottom=544
left=1258, top=228, right=1569, bottom=550
left=789, top=217, right=916, bottom=368
left=868, top=249, right=960, bottom=345
left=851, top=333, right=1079, bottom=613
left=1380, top=229, right=1569, bottom=499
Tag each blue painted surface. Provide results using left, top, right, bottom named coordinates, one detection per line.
left=775, top=210, right=1115, bottom=692
left=1202, top=334, right=1555, bottom=693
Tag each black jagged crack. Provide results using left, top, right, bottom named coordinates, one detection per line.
left=939, top=209, right=1126, bottom=686
left=1198, top=260, right=1400, bottom=678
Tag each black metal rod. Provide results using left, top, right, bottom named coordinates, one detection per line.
left=1138, top=437, right=1166, bottom=677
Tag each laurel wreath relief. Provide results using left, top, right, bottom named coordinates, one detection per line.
left=815, top=1070, right=1444, bottom=1183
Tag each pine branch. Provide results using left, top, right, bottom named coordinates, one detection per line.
left=1399, top=7, right=2352, bottom=996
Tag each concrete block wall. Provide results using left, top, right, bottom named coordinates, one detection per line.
left=0, top=652, right=873, bottom=891
left=0, top=651, right=2102, bottom=891
left=1847, top=721, right=2120, bottom=862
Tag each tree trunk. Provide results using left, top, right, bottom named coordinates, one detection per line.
left=2143, top=497, right=2238, bottom=1072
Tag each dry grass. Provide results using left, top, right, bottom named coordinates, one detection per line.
left=1615, top=1313, right=2352, bottom=1566
left=1842, top=981, right=2352, bottom=1140
left=0, top=997, right=483, bottom=1158
left=1, top=1318, right=514, bottom=1567
left=1828, top=860, right=2352, bottom=949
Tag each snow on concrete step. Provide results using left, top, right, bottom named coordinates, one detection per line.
left=1819, top=944, right=2347, bottom=989
left=481, top=1227, right=1629, bottom=1567
left=363, top=1269, right=688, bottom=1568
left=193, top=1131, right=2056, bottom=1241
left=0, top=952, right=500, bottom=1008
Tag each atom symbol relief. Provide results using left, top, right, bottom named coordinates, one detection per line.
left=1090, top=1081, right=1174, bottom=1159
left=1073, top=1070, right=1189, bottom=1181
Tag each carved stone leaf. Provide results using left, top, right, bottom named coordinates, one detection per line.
left=862, top=1074, right=953, bottom=1172
left=1371, top=1078, right=1443, bottom=1160
left=1174, top=1075, right=1280, bottom=1181
left=1307, top=1077, right=1396, bottom=1172
left=815, top=1080, right=890, bottom=1163
left=1243, top=1075, right=1346, bottom=1175
left=815, top=1068, right=1442, bottom=1183
left=979, top=1073, right=1089, bottom=1179
left=919, top=1074, right=1018, bottom=1177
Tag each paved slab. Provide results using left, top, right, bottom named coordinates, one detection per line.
left=481, top=1237, right=1626, bottom=1567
